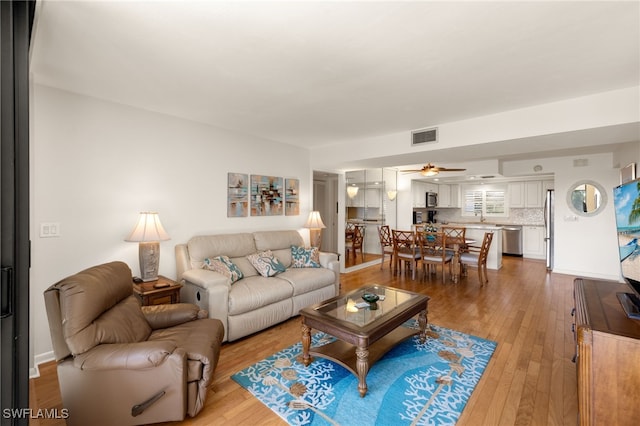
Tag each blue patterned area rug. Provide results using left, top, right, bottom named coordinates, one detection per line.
left=231, top=321, right=497, bottom=425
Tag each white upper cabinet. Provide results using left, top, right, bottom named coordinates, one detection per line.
left=509, top=180, right=546, bottom=208
left=524, top=181, right=543, bottom=207
left=437, top=184, right=460, bottom=207
left=508, top=182, right=525, bottom=207
left=412, top=181, right=426, bottom=208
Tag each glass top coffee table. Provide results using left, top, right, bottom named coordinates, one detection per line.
left=299, top=285, right=429, bottom=397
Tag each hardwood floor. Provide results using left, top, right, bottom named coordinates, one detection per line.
left=30, top=256, right=579, bottom=425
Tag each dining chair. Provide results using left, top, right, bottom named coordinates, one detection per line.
left=460, top=232, right=494, bottom=285
left=442, top=226, right=467, bottom=253
left=377, top=225, right=394, bottom=270
left=345, top=225, right=365, bottom=261
left=417, top=231, right=453, bottom=283
left=345, top=222, right=356, bottom=242
left=391, top=229, right=420, bottom=279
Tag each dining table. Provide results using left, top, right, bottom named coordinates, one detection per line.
left=450, top=238, right=476, bottom=283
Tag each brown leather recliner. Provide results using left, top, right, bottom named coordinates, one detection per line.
left=44, top=261, right=225, bottom=426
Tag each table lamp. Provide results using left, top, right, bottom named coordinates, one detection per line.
left=304, top=211, right=326, bottom=249
left=125, top=212, right=170, bottom=281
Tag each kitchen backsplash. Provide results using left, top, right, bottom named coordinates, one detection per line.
left=415, top=208, right=544, bottom=225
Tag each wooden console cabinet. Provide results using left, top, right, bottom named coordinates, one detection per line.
left=573, top=278, right=640, bottom=425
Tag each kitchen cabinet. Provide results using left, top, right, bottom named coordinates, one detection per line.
left=364, top=188, right=381, bottom=208
left=438, top=184, right=459, bottom=208
left=412, top=181, right=427, bottom=207
left=412, top=181, right=439, bottom=208
left=508, top=182, right=525, bottom=207
left=524, top=181, right=543, bottom=207
left=523, top=225, right=545, bottom=259
left=508, top=180, right=544, bottom=208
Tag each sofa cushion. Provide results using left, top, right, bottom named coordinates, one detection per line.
left=228, top=276, right=293, bottom=315
left=277, top=268, right=337, bottom=296
left=290, top=245, right=320, bottom=268
left=229, top=256, right=259, bottom=278
left=247, top=250, right=286, bottom=277
left=187, top=233, right=256, bottom=269
left=203, top=255, right=244, bottom=283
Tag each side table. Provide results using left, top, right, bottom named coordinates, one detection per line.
left=133, top=275, right=183, bottom=306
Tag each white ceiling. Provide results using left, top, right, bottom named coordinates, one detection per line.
left=30, top=0, right=639, bottom=169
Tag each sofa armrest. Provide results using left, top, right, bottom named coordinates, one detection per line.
left=142, top=303, right=207, bottom=329
left=182, top=268, right=230, bottom=289
left=318, top=251, right=338, bottom=268
left=319, top=252, right=340, bottom=294
left=73, top=341, right=181, bottom=370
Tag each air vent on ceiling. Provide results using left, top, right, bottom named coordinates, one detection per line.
left=411, top=127, right=438, bottom=146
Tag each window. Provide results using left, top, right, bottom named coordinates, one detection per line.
left=462, top=185, right=507, bottom=218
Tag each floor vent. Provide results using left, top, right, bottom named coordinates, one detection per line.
left=411, top=127, right=438, bottom=146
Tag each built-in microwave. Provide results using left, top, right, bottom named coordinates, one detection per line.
left=426, top=192, right=438, bottom=208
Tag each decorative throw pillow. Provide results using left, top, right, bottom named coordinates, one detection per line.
left=203, top=255, right=244, bottom=283
left=247, top=250, right=286, bottom=277
left=290, top=245, right=320, bottom=268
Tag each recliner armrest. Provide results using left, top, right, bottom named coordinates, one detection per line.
left=73, top=341, right=181, bottom=370
left=318, top=251, right=338, bottom=268
left=142, top=303, right=207, bottom=329
left=182, top=268, right=230, bottom=289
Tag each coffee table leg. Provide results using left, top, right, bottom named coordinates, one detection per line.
left=418, top=309, right=428, bottom=344
left=356, top=346, right=369, bottom=397
left=301, top=322, right=312, bottom=366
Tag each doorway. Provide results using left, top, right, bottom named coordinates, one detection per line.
left=312, top=171, right=338, bottom=254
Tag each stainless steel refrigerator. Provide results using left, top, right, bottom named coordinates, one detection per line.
left=544, top=189, right=554, bottom=270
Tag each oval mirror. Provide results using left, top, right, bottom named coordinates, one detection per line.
left=566, top=180, right=607, bottom=217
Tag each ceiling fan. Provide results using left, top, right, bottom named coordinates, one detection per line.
left=401, top=163, right=466, bottom=177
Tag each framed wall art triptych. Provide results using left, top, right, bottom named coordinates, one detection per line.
left=250, top=175, right=284, bottom=216
left=227, top=173, right=249, bottom=217
left=228, top=172, right=299, bottom=217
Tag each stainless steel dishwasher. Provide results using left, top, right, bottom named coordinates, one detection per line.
left=501, top=225, right=523, bottom=256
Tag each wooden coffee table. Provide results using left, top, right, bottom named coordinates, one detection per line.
left=299, top=285, right=429, bottom=397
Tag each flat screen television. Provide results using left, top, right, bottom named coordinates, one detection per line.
left=613, top=177, right=640, bottom=319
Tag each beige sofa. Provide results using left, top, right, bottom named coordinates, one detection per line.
left=175, top=230, right=340, bottom=342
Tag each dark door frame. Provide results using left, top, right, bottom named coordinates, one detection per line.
left=1, top=1, right=35, bottom=424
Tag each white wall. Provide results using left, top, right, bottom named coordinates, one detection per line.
left=31, top=85, right=313, bottom=370
left=502, top=152, right=632, bottom=279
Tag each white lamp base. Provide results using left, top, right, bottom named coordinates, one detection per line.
left=138, top=241, right=160, bottom=281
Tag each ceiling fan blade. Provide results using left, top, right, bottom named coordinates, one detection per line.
left=400, top=169, right=424, bottom=173
left=438, top=167, right=467, bottom=172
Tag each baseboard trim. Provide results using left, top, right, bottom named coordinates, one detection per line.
left=30, top=351, right=56, bottom=379
left=550, top=268, right=620, bottom=282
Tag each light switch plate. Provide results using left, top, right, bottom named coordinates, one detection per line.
left=40, top=222, right=61, bottom=237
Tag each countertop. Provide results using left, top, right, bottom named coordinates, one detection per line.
left=439, top=221, right=544, bottom=228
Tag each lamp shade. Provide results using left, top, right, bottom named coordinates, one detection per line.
left=304, top=211, right=326, bottom=229
left=125, top=212, right=170, bottom=242
left=387, top=190, right=398, bottom=201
